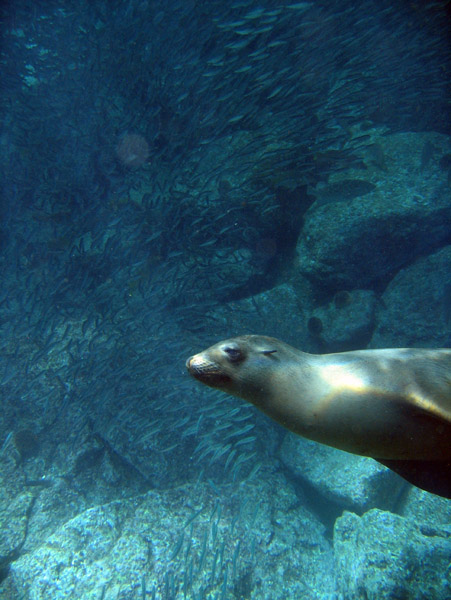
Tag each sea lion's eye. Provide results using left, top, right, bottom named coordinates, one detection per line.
left=262, top=349, right=277, bottom=356
left=222, top=345, right=243, bottom=363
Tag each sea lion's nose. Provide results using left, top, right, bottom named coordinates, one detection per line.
left=186, top=356, right=193, bottom=370
left=186, top=354, right=207, bottom=376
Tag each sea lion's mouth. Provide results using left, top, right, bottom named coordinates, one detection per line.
left=186, top=355, right=231, bottom=387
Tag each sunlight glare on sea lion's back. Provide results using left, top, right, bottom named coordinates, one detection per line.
left=318, top=363, right=367, bottom=394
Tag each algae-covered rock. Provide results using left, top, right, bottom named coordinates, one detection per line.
left=334, top=509, right=451, bottom=600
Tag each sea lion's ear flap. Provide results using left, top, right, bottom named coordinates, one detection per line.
left=261, top=349, right=277, bottom=355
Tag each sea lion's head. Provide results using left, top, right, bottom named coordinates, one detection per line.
left=186, top=335, right=300, bottom=404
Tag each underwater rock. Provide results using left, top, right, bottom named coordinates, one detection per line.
left=334, top=509, right=451, bottom=600
left=297, top=132, right=451, bottom=292
left=307, top=315, right=324, bottom=336
left=0, top=454, right=36, bottom=581
left=312, top=178, right=377, bottom=206
left=401, top=486, right=451, bottom=527
left=10, top=495, right=147, bottom=600
left=206, top=282, right=315, bottom=350
left=333, top=290, right=353, bottom=308
left=370, top=245, right=451, bottom=348
left=9, top=470, right=336, bottom=600
left=13, top=429, right=40, bottom=460
left=20, top=479, right=85, bottom=555
left=279, top=434, right=403, bottom=513
left=438, top=153, right=451, bottom=171
left=308, top=289, right=376, bottom=352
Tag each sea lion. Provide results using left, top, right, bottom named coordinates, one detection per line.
left=186, top=335, right=451, bottom=498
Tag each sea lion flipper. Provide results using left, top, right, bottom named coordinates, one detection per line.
left=377, top=458, right=451, bottom=499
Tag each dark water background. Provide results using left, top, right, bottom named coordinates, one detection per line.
left=0, top=1, right=450, bottom=598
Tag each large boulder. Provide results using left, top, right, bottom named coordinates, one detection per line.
left=297, top=132, right=451, bottom=294
left=334, top=509, right=451, bottom=600
left=206, top=282, right=315, bottom=349
left=370, top=245, right=451, bottom=348
left=400, top=486, right=451, bottom=527
left=306, top=289, right=377, bottom=352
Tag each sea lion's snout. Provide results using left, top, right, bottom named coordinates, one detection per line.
left=186, top=353, right=213, bottom=378
left=186, top=354, right=208, bottom=375
left=186, top=352, right=232, bottom=387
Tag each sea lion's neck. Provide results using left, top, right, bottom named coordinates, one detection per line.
left=248, top=353, right=323, bottom=434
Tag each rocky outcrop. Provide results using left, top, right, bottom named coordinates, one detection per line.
left=297, top=132, right=451, bottom=294
left=334, top=509, right=451, bottom=600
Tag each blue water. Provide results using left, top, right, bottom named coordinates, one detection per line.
left=0, top=1, right=450, bottom=598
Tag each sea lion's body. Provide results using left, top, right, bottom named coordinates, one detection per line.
left=186, top=335, right=451, bottom=497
